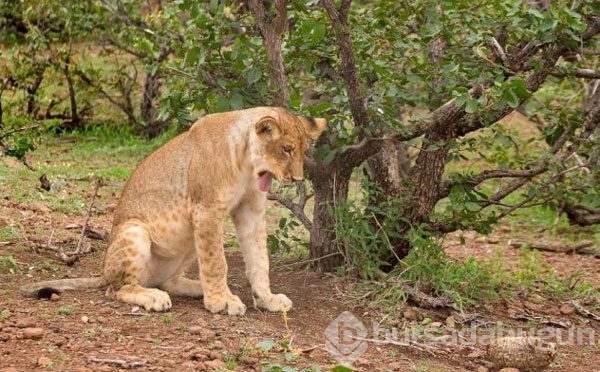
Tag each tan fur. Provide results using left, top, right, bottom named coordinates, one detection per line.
left=21, top=107, right=327, bottom=315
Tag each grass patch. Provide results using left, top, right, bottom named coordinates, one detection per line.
left=160, top=313, right=173, bottom=325
left=0, top=309, right=12, bottom=320
left=0, top=227, right=19, bottom=242
left=364, top=240, right=599, bottom=315
left=57, top=306, right=77, bottom=316
left=0, top=255, right=20, bottom=274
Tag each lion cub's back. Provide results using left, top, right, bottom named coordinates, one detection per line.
left=112, top=132, right=194, bottom=228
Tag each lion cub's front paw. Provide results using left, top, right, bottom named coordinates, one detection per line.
left=255, top=293, right=292, bottom=312
left=204, top=294, right=246, bottom=316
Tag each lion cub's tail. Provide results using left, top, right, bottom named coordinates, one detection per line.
left=20, top=277, right=106, bottom=299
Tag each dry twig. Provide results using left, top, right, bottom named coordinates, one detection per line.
left=75, top=177, right=104, bottom=255
left=88, top=356, right=145, bottom=368
left=508, top=239, right=598, bottom=257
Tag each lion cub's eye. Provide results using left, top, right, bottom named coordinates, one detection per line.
left=282, top=145, right=295, bottom=156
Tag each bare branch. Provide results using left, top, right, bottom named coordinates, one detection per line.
left=75, top=178, right=103, bottom=255
left=551, top=68, right=600, bottom=79
left=563, top=204, right=600, bottom=226
left=489, top=37, right=510, bottom=66
left=480, top=108, right=600, bottom=207
left=321, top=0, right=369, bottom=130
left=267, top=182, right=313, bottom=230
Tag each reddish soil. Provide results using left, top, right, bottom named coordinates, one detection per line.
left=1, top=156, right=599, bottom=372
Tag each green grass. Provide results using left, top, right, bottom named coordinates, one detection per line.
left=0, top=255, right=20, bottom=274
left=364, top=239, right=599, bottom=316
left=0, top=309, right=12, bottom=320
left=0, top=126, right=175, bottom=215
left=56, top=306, right=77, bottom=316
left=160, top=313, right=173, bottom=325
left=0, top=227, right=20, bottom=242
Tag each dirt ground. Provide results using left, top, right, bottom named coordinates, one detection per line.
left=1, top=143, right=599, bottom=371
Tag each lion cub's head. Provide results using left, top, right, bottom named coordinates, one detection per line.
left=253, top=109, right=326, bottom=192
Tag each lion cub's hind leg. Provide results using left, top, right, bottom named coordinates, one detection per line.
left=161, top=277, right=204, bottom=297
left=160, top=261, right=204, bottom=298
left=104, top=225, right=172, bottom=311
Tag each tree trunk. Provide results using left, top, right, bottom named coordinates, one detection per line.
left=247, top=0, right=289, bottom=106
left=26, top=66, right=45, bottom=116
left=63, top=55, right=80, bottom=129
left=139, top=70, right=165, bottom=137
left=263, top=32, right=289, bottom=106
left=308, top=163, right=352, bottom=271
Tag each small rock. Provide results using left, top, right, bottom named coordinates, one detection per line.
left=239, top=355, right=259, bottom=365
left=50, top=293, right=60, bottom=301
left=189, top=327, right=216, bottom=341
left=186, top=348, right=210, bottom=361
left=16, top=317, right=37, bottom=328
left=467, top=350, right=486, bottom=358
left=559, top=304, right=574, bottom=315
left=210, top=340, right=223, bottom=349
left=446, top=315, right=456, bottom=328
left=355, top=357, right=371, bottom=367
left=204, top=359, right=224, bottom=369
left=429, top=321, right=443, bottom=328
left=181, top=361, right=196, bottom=370
left=81, top=316, right=89, bottom=323
left=22, top=328, right=44, bottom=339
left=524, top=301, right=543, bottom=312
left=476, top=366, right=489, bottom=372
left=73, top=367, right=93, bottom=372
left=488, top=237, right=500, bottom=244
left=37, top=356, right=52, bottom=367
left=189, top=326, right=204, bottom=335
left=96, top=316, right=107, bottom=324
left=403, top=308, right=417, bottom=321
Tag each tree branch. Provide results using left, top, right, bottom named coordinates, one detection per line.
left=267, top=182, right=313, bottom=230
left=551, top=68, right=600, bottom=79
left=248, top=0, right=289, bottom=105
left=321, top=0, right=369, bottom=130
left=563, top=205, right=600, bottom=226
left=480, top=107, right=600, bottom=208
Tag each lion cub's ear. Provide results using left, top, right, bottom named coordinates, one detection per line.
left=255, top=116, right=281, bottom=139
left=302, top=116, right=327, bottom=140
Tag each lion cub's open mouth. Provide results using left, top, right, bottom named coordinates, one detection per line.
left=257, top=171, right=274, bottom=192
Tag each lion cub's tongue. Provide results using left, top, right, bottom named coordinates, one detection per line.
left=258, top=172, right=273, bottom=192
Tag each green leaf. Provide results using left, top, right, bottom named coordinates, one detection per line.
left=503, top=88, right=519, bottom=108
left=299, top=20, right=326, bottom=44
left=229, top=92, right=244, bottom=109
left=245, top=66, right=262, bottom=85
left=465, top=99, right=479, bottom=114
left=322, top=149, right=337, bottom=166
left=331, top=366, right=354, bottom=372
left=465, top=202, right=480, bottom=212
left=283, top=352, right=297, bottom=361
left=255, top=339, right=276, bottom=352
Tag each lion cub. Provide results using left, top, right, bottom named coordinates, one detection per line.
left=21, top=107, right=326, bottom=315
